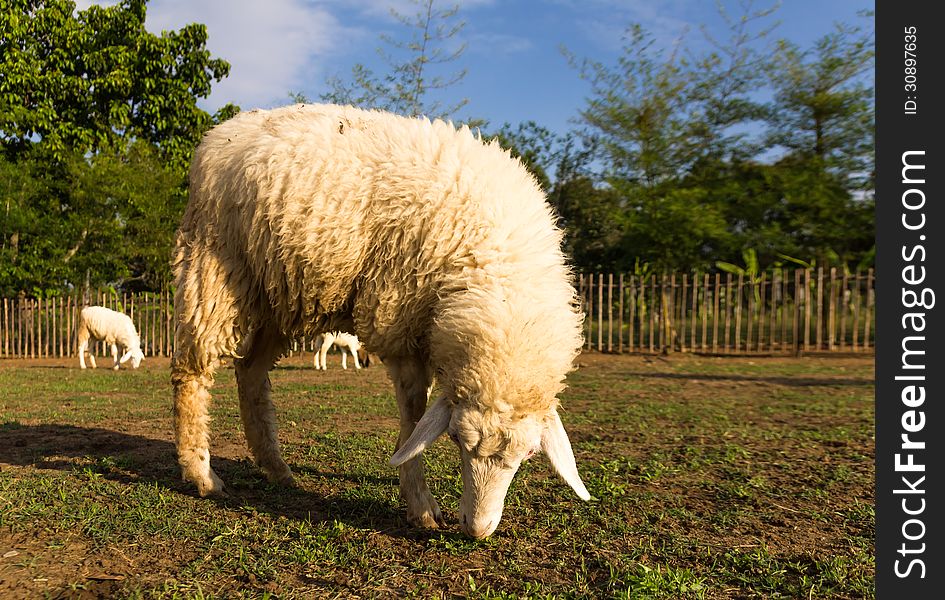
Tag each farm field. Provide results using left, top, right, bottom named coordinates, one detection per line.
left=0, top=351, right=874, bottom=599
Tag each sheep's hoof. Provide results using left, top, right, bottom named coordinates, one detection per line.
left=266, top=471, right=296, bottom=487
left=195, top=471, right=226, bottom=498
left=407, top=503, right=445, bottom=529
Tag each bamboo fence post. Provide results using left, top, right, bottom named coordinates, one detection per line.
left=657, top=274, right=664, bottom=352
left=746, top=277, right=754, bottom=352
left=804, top=269, right=812, bottom=351
left=649, top=275, right=657, bottom=353
left=666, top=272, right=679, bottom=350
left=679, top=273, right=688, bottom=352
left=2, top=297, right=7, bottom=357
left=757, top=272, right=766, bottom=351
left=781, top=269, right=789, bottom=352
left=828, top=267, right=837, bottom=351
left=52, top=297, right=57, bottom=358
left=852, top=270, right=861, bottom=351
left=840, top=269, right=849, bottom=351
left=724, top=273, right=732, bottom=352
left=597, top=273, right=603, bottom=352
left=152, top=293, right=158, bottom=356
left=37, top=297, right=43, bottom=358
left=793, top=269, right=801, bottom=356
left=700, top=273, right=709, bottom=352
left=19, top=296, right=25, bottom=357
left=629, top=276, right=638, bottom=353
left=769, top=270, right=778, bottom=352
left=607, top=273, right=614, bottom=353
left=815, top=267, right=824, bottom=350
left=618, top=274, right=624, bottom=353
left=27, top=298, right=33, bottom=358
left=864, top=268, right=874, bottom=349
left=690, top=274, right=698, bottom=352
left=735, top=274, right=743, bottom=352
left=585, top=273, right=593, bottom=351
left=167, top=287, right=172, bottom=356
left=712, top=273, right=720, bottom=353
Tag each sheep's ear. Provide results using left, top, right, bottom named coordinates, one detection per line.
left=390, top=395, right=451, bottom=466
left=541, top=409, right=591, bottom=501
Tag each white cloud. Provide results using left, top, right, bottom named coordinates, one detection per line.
left=76, top=0, right=353, bottom=111
left=146, top=0, right=352, bottom=111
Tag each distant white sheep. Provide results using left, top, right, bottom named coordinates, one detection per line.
left=171, top=103, right=589, bottom=538
left=313, top=331, right=371, bottom=370
left=77, top=306, right=144, bottom=370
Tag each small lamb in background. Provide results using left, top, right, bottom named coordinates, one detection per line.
left=77, top=305, right=145, bottom=370
left=313, top=331, right=371, bottom=370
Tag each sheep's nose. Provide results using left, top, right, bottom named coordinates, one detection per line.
left=461, top=514, right=494, bottom=539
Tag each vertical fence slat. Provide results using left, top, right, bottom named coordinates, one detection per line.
left=758, top=272, right=766, bottom=352
left=585, top=274, right=593, bottom=351
left=769, top=270, right=778, bottom=352
left=649, top=275, right=657, bottom=353
left=840, top=270, right=849, bottom=351
left=723, top=273, right=732, bottom=352
left=711, top=273, right=720, bottom=353
left=746, top=278, right=754, bottom=352
left=669, top=273, right=677, bottom=353
left=690, top=274, right=698, bottom=352
left=781, top=269, right=789, bottom=352
left=852, top=270, right=862, bottom=351
left=607, top=273, right=614, bottom=353
left=864, top=268, right=874, bottom=350
left=597, top=273, right=603, bottom=352
left=679, top=274, right=688, bottom=352
left=734, top=274, right=743, bottom=352
left=828, top=267, right=837, bottom=351
left=803, top=269, right=812, bottom=352
left=815, top=267, right=824, bottom=351
left=630, top=276, right=638, bottom=353
left=618, top=274, right=624, bottom=354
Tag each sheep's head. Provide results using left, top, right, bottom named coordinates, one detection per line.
left=389, top=396, right=590, bottom=538
left=120, top=346, right=145, bottom=369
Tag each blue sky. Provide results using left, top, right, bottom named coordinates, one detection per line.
left=77, top=0, right=873, bottom=136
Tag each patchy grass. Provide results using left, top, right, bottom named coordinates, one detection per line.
left=0, top=352, right=874, bottom=598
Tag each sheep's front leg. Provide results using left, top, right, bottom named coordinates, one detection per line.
left=111, top=343, right=121, bottom=370
left=235, top=325, right=293, bottom=485
left=341, top=349, right=348, bottom=370
left=78, top=340, right=90, bottom=369
left=317, top=342, right=330, bottom=370
left=387, top=355, right=442, bottom=528
left=172, top=367, right=225, bottom=497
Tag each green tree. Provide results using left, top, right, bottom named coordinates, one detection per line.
left=0, top=0, right=237, bottom=293
left=765, top=18, right=874, bottom=190
left=0, top=0, right=236, bottom=174
left=320, top=0, right=470, bottom=120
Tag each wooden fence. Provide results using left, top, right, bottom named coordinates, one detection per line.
left=0, top=267, right=875, bottom=359
left=579, top=267, right=874, bottom=355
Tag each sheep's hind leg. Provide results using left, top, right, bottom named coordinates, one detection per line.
left=388, top=355, right=443, bottom=528
left=235, top=325, right=293, bottom=485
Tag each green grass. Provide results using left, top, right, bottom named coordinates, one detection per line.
left=0, top=352, right=874, bottom=598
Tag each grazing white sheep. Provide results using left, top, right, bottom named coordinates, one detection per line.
left=171, top=103, right=589, bottom=538
left=313, top=331, right=371, bottom=370
left=77, top=306, right=144, bottom=370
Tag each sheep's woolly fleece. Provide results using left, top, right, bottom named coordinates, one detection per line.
left=77, top=306, right=141, bottom=350
left=174, top=103, right=584, bottom=418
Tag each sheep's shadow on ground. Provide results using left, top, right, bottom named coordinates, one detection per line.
left=0, top=422, right=448, bottom=541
